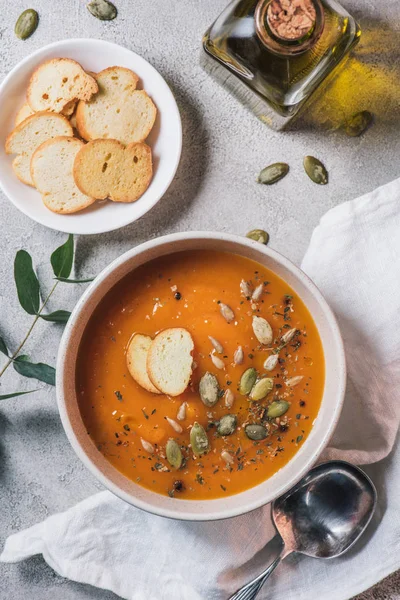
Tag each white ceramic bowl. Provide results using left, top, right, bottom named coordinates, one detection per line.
left=0, top=39, right=182, bottom=234
left=57, top=232, right=346, bottom=521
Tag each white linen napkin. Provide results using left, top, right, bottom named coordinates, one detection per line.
left=2, top=178, right=400, bottom=600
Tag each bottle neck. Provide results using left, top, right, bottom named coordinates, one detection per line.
left=255, top=0, right=325, bottom=56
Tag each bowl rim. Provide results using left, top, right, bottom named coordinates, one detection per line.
left=56, top=231, right=346, bottom=521
left=0, top=38, right=182, bottom=234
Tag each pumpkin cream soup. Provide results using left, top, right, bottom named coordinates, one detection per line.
left=76, top=250, right=324, bottom=500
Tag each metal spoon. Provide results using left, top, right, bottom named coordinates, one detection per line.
left=229, top=460, right=377, bottom=600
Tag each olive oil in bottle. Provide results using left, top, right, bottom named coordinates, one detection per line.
left=202, top=0, right=361, bottom=129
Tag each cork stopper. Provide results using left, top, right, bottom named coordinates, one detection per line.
left=267, top=0, right=316, bottom=41
left=255, top=0, right=324, bottom=56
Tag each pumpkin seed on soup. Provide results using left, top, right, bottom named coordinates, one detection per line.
left=246, top=229, right=269, bottom=245
left=245, top=424, right=268, bottom=441
left=239, top=367, right=257, bottom=396
left=87, top=0, right=117, bottom=20
left=303, top=156, right=328, bottom=185
left=344, top=111, right=373, bottom=137
left=267, top=400, right=290, bottom=418
left=217, top=414, right=237, bottom=436
left=257, top=162, right=289, bottom=185
left=166, top=439, right=183, bottom=469
left=249, top=377, right=274, bottom=401
left=199, top=372, right=220, bottom=407
left=15, top=9, right=39, bottom=40
left=190, top=422, right=210, bottom=456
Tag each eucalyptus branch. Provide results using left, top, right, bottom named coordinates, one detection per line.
left=0, top=282, right=59, bottom=379
left=0, top=234, right=94, bottom=399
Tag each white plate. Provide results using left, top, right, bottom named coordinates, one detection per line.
left=0, top=39, right=182, bottom=234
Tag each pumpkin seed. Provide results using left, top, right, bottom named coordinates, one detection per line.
left=87, top=0, right=117, bottom=20
left=303, top=156, right=328, bottom=185
left=252, top=283, right=264, bottom=302
left=233, top=345, right=244, bottom=365
left=249, top=377, right=274, bottom=401
left=166, top=439, right=183, bottom=469
left=240, top=279, right=252, bottom=297
left=239, top=367, right=257, bottom=395
left=267, top=400, right=290, bottom=418
left=285, top=375, right=304, bottom=387
left=344, top=111, right=373, bottom=137
left=176, top=402, right=187, bottom=421
left=166, top=417, right=183, bottom=433
left=217, top=414, right=237, bottom=436
left=221, top=450, right=234, bottom=465
left=252, top=316, right=273, bottom=345
left=245, top=423, right=268, bottom=440
left=220, top=303, right=235, bottom=323
left=199, top=372, right=220, bottom=407
left=257, top=162, right=289, bottom=185
left=209, top=335, right=223, bottom=354
left=15, top=9, right=39, bottom=40
left=190, top=422, right=209, bottom=456
left=224, top=388, right=235, bottom=408
left=140, top=438, right=154, bottom=454
left=264, top=354, right=279, bottom=371
left=211, top=353, right=225, bottom=370
left=281, top=328, right=297, bottom=344
left=246, top=229, right=269, bottom=245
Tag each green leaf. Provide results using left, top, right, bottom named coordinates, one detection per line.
left=55, top=277, right=94, bottom=284
left=0, top=335, right=8, bottom=356
left=13, top=356, right=56, bottom=386
left=51, top=234, right=74, bottom=279
left=40, top=310, right=71, bottom=324
left=14, top=250, right=40, bottom=315
left=0, top=390, right=38, bottom=400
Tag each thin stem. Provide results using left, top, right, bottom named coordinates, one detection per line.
left=0, top=282, right=59, bottom=378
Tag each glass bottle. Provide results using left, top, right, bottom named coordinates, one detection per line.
left=202, top=0, right=361, bottom=129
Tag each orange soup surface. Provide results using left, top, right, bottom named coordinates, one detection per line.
left=76, top=250, right=325, bottom=500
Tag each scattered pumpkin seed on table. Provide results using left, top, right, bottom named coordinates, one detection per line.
left=343, top=111, right=373, bottom=137
left=15, top=9, right=39, bottom=40
left=303, top=156, right=328, bottom=185
left=246, top=229, right=269, bottom=245
left=87, top=0, right=117, bottom=20
left=257, top=162, right=289, bottom=185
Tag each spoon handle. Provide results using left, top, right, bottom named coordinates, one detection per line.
left=228, top=547, right=289, bottom=600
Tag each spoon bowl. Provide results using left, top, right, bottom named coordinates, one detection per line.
left=273, top=460, right=377, bottom=558
left=230, top=461, right=377, bottom=600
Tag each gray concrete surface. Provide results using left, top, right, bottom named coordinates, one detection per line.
left=0, top=0, right=399, bottom=598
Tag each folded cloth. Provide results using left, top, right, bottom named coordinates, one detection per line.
left=2, top=178, right=400, bottom=600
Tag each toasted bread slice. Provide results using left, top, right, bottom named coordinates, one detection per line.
left=5, top=112, right=73, bottom=186
left=61, top=100, right=77, bottom=117
left=31, top=136, right=95, bottom=214
left=27, top=58, right=98, bottom=114
left=147, top=328, right=194, bottom=397
left=73, top=138, right=152, bottom=203
left=126, top=334, right=162, bottom=394
left=15, top=103, right=34, bottom=126
left=75, top=66, right=156, bottom=145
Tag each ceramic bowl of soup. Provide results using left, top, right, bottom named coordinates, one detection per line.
left=57, top=232, right=346, bottom=520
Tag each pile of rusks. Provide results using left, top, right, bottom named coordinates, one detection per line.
left=5, top=58, right=157, bottom=214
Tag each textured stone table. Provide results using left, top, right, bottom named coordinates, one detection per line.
left=1, top=0, right=400, bottom=598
